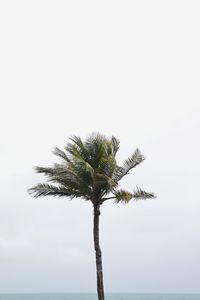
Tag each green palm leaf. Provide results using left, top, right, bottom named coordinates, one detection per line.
left=112, top=148, right=145, bottom=182
left=111, top=136, right=120, bottom=156
left=28, top=183, right=71, bottom=198
left=133, top=187, right=156, bottom=200
left=114, top=189, right=133, bottom=203
left=53, top=147, right=71, bottom=163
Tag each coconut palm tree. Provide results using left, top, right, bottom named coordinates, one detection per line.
left=28, top=133, right=155, bottom=300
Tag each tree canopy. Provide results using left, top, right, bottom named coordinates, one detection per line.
left=28, top=133, right=155, bottom=204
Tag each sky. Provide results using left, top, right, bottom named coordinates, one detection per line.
left=0, top=0, right=200, bottom=294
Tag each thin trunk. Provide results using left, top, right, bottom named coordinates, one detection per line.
left=93, top=204, right=105, bottom=300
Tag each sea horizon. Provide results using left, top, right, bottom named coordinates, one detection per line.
left=1, top=293, right=200, bottom=294
left=0, top=292, right=200, bottom=300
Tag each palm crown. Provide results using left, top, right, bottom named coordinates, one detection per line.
left=28, top=133, right=155, bottom=204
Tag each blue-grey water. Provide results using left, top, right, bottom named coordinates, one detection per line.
left=0, top=294, right=199, bottom=300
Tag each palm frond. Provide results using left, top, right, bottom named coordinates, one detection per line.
left=34, top=166, right=58, bottom=176
left=113, top=187, right=156, bottom=204
left=65, top=142, right=82, bottom=160
left=133, top=187, right=156, bottom=200
left=98, top=155, right=116, bottom=178
left=113, top=149, right=145, bottom=182
left=85, top=133, right=108, bottom=168
left=35, top=164, right=93, bottom=199
left=71, top=157, right=94, bottom=185
left=53, top=147, right=70, bottom=163
left=123, top=149, right=145, bottom=170
left=113, top=189, right=133, bottom=204
left=69, top=136, right=90, bottom=160
left=111, top=136, right=120, bottom=156
left=28, top=183, right=71, bottom=198
left=112, top=166, right=125, bottom=183
left=70, top=135, right=85, bottom=148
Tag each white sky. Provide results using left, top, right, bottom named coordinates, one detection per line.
left=0, top=0, right=200, bottom=294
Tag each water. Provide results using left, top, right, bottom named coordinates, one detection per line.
left=0, top=294, right=199, bottom=300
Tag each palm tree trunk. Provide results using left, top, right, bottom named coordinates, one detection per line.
left=93, top=204, right=105, bottom=300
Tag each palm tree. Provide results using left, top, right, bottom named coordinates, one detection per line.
left=28, top=133, right=155, bottom=300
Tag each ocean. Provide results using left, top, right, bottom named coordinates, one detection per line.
left=0, top=294, right=199, bottom=300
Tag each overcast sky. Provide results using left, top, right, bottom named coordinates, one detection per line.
left=0, top=0, right=200, bottom=294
